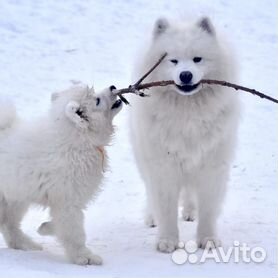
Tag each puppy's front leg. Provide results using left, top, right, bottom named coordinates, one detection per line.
left=51, top=206, right=102, bottom=265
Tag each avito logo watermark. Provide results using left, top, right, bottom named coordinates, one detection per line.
left=171, top=240, right=266, bottom=264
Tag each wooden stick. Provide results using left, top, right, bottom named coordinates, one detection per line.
left=200, top=79, right=278, bottom=104
left=133, top=53, right=168, bottom=87
left=115, top=79, right=278, bottom=105
left=115, top=53, right=168, bottom=104
left=112, top=53, right=278, bottom=104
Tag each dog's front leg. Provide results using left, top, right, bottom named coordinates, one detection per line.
left=195, top=164, right=229, bottom=249
left=149, top=170, right=181, bottom=253
left=50, top=206, right=102, bottom=265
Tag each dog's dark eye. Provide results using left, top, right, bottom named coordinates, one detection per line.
left=170, top=59, right=178, bottom=65
left=96, top=97, right=100, bottom=106
left=193, top=57, right=202, bottom=63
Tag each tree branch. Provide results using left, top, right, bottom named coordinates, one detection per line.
left=113, top=53, right=278, bottom=105
left=115, top=79, right=278, bottom=105
left=115, top=52, right=168, bottom=105
left=133, top=52, right=168, bottom=87
left=200, top=79, right=278, bottom=104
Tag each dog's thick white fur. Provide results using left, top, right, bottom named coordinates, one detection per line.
left=130, top=17, right=240, bottom=252
left=0, top=85, right=122, bottom=265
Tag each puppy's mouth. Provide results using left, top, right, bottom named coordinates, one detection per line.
left=175, top=83, right=200, bottom=93
left=111, top=99, right=122, bottom=110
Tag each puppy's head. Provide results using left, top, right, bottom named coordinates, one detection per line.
left=50, top=85, right=122, bottom=145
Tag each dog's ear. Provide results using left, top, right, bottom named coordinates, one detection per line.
left=65, top=101, right=89, bottom=129
left=51, top=92, right=60, bottom=102
left=197, top=17, right=215, bottom=35
left=153, top=17, right=169, bottom=38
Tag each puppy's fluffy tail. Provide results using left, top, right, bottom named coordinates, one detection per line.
left=0, top=97, right=16, bottom=130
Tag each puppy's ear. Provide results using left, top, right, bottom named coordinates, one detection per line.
left=87, top=85, right=95, bottom=96
left=65, top=101, right=89, bottom=129
left=197, top=17, right=215, bottom=35
left=51, top=92, right=60, bottom=102
left=153, top=17, right=169, bottom=38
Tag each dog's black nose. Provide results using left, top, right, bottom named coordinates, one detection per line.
left=179, top=71, right=193, bottom=84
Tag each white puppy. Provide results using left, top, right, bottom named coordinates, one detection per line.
left=0, top=85, right=122, bottom=265
left=130, top=17, right=240, bottom=252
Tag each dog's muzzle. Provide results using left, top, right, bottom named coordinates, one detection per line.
left=111, top=99, right=122, bottom=109
left=175, top=83, right=200, bottom=93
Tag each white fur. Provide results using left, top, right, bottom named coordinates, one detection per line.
left=130, top=17, right=240, bottom=252
left=0, top=97, right=16, bottom=130
left=0, top=85, right=122, bottom=265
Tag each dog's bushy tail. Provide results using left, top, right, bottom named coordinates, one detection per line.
left=0, top=97, right=16, bottom=130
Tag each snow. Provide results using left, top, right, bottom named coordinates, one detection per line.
left=0, top=0, right=277, bottom=277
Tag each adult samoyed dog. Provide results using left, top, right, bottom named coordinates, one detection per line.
left=0, top=85, right=122, bottom=265
left=130, top=17, right=240, bottom=252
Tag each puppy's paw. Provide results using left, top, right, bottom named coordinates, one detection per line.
left=198, top=236, right=221, bottom=249
left=157, top=238, right=178, bottom=253
left=37, top=221, right=54, bottom=236
left=9, top=236, right=42, bottom=251
left=70, top=248, right=103, bottom=266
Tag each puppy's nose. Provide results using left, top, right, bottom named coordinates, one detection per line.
left=179, top=71, right=193, bottom=84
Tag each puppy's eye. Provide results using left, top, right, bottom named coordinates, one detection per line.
left=170, top=59, right=178, bottom=65
left=193, top=57, right=202, bottom=63
left=96, top=97, right=100, bottom=106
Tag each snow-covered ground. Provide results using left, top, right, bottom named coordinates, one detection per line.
left=0, top=0, right=277, bottom=277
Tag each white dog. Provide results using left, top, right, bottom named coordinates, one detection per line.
left=130, top=17, right=240, bottom=252
left=0, top=85, right=122, bottom=265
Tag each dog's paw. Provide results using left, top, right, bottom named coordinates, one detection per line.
left=70, top=248, right=103, bottom=266
left=157, top=238, right=178, bottom=253
left=145, top=213, right=157, bottom=228
left=9, top=236, right=42, bottom=251
left=37, top=221, right=54, bottom=236
left=198, top=236, right=221, bottom=249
